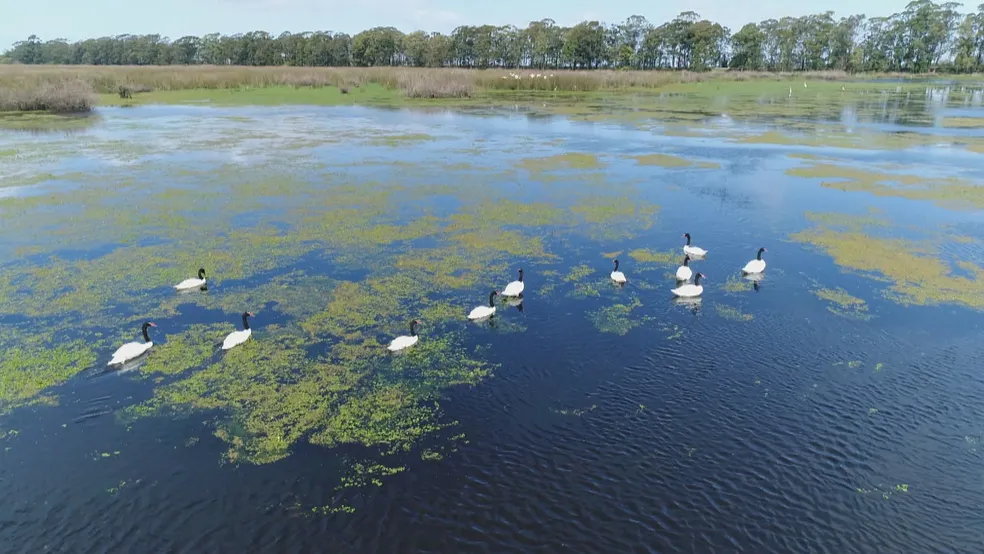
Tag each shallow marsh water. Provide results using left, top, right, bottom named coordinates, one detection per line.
left=2, top=85, right=984, bottom=552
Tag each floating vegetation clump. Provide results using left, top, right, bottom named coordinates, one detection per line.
left=714, top=304, right=754, bottom=321
left=516, top=152, right=605, bottom=171
left=587, top=297, right=644, bottom=335
left=628, top=153, right=720, bottom=169
left=628, top=248, right=678, bottom=266
left=813, top=287, right=872, bottom=320
left=721, top=275, right=754, bottom=293
left=0, top=340, right=98, bottom=414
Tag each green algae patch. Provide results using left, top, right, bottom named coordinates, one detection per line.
left=367, top=133, right=436, bottom=147
left=628, top=153, right=719, bottom=169
left=714, top=304, right=753, bottom=322
left=787, top=162, right=984, bottom=210
left=721, top=275, right=754, bottom=293
left=0, top=341, right=98, bottom=414
left=516, top=153, right=604, bottom=171
left=587, top=297, right=644, bottom=335
left=137, top=324, right=230, bottom=377
left=791, top=225, right=984, bottom=310
left=813, top=287, right=872, bottom=320
left=941, top=117, right=984, bottom=128
left=628, top=248, right=678, bottom=266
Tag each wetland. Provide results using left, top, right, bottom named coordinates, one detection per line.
left=2, top=80, right=984, bottom=552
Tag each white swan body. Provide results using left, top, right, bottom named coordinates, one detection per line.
left=675, top=256, right=692, bottom=281
left=222, top=312, right=255, bottom=351
left=610, top=259, right=626, bottom=284
left=175, top=268, right=207, bottom=290
left=682, top=233, right=707, bottom=257
left=468, top=291, right=498, bottom=320
left=671, top=273, right=705, bottom=298
left=109, top=322, right=156, bottom=365
left=388, top=320, right=421, bottom=351
left=502, top=269, right=525, bottom=297
left=742, top=248, right=768, bottom=274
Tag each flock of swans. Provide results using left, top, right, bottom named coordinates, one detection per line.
left=107, top=233, right=768, bottom=364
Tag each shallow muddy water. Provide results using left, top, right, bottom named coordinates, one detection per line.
left=1, top=93, right=984, bottom=553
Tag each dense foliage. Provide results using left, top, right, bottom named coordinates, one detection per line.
left=4, top=1, right=984, bottom=72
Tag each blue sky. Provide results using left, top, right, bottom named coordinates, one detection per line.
left=3, top=0, right=915, bottom=52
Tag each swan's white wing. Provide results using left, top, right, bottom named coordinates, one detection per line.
left=174, top=278, right=205, bottom=290
left=671, top=284, right=703, bottom=297
left=222, top=329, right=251, bottom=350
left=388, top=335, right=419, bottom=351
left=109, top=341, right=152, bottom=365
left=742, top=260, right=766, bottom=274
left=502, top=281, right=524, bottom=296
left=675, top=266, right=692, bottom=281
left=610, top=271, right=626, bottom=283
left=467, top=306, right=494, bottom=320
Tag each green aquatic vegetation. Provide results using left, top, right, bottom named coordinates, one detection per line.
left=587, top=297, right=644, bottom=335
left=803, top=210, right=890, bottom=231
left=721, top=275, right=754, bottom=293
left=628, top=153, right=719, bottom=169
left=660, top=323, right=683, bottom=340
left=847, top=361, right=862, bottom=369
left=0, top=341, right=98, bottom=414
left=628, top=248, right=678, bottom=266
left=137, top=324, right=230, bottom=377
left=875, top=362, right=885, bottom=371
left=788, top=162, right=984, bottom=210
left=941, top=117, right=984, bottom=128
left=367, top=133, right=436, bottom=147
left=564, top=264, right=595, bottom=282
left=570, top=196, right=659, bottom=225
left=791, top=225, right=984, bottom=310
left=515, top=152, right=604, bottom=171
left=714, top=304, right=753, bottom=321
left=813, top=287, right=871, bottom=320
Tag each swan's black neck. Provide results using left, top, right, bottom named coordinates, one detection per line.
left=242, top=312, right=251, bottom=330
left=410, top=320, right=418, bottom=336
left=683, top=256, right=690, bottom=267
left=198, top=268, right=206, bottom=279
left=518, top=269, right=524, bottom=283
left=141, top=323, right=152, bottom=342
left=613, top=259, right=620, bottom=272
left=694, top=274, right=703, bottom=286
left=756, top=248, right=765, bottom=260
left=685, top=234, right=692, bottom=245
left=489, top=292, right=497, bottom=307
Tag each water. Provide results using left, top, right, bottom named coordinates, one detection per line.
left=1, top=93, right=984, bottom=553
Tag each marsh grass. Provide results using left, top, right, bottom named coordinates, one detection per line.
left=0, top=77, right=95, bottom=113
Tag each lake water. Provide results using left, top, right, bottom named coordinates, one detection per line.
left=2, top=89, right=984, bottom=553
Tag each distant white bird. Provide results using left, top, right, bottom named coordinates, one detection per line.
left=108, top=322, right=156, bottom=365
left=174, top=267, right=206, bottom=291
left=502, top=268, right=525, bottom=297
left=675, top=255, right=693, bottom=282
left=742, top=247, right=768, bottom=274
left=682, top=233, right=707, bottom=257
left=468, top=291, right=498, bottom=320
left=222, top=311, right=254, bottom=350
left=387, top=319, right=421, bottom=352
left=671, top=273, right=705, bottom=298
left=610, top=259, right=627, bottom=284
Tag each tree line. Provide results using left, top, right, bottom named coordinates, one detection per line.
left=4, top=1, right=984, bottom=73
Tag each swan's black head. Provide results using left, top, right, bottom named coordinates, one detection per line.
left=757, top=247, right=767, bottom=259
left=243, top=311, right=254, bottom=318
left=410, top=319, right=421, bottom=334
left=683, top=255, right=690, bottom=266
left=142, top=322, right=157, bottom=330
left=198, top=268, right=206, bottom=279
left=518, top=268, right=524, bottom=281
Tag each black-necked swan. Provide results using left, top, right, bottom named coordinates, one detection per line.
left=222, top=311, right=254, bottom=351
left=175, top=268, right=207, bottom=291
left=675, top=255, right=692, bottom=281
left=682, top=233, right=707, bottom=257
left=502, top=268, right=524, bottom=297
left=109, top=322, right=156, bottom=365
left=671, top=272, right=705, bottom=298
left=742, top=248, right=768, bottom=274
left=610, top=259, right=627, bottom=284
left=468, top=291, right=498, bottom=320
left=388, top=319, right=421, bottom=351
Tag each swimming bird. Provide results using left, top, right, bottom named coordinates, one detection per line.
left=610, top=259, right=627, bottom=284
left=675, top=255, right=693, bottom=281
left=742, top=247, right=768, bottom=274
left=502, top=268, right=525, bottom=297
left=683, top=233, right=707, bottom=257
left=108, top=322, right=156, bottom=365
left=671, top=273, right=705, bottom=298
left=387, top=319, right=421, bottom=352
left=174, top=268, right=206, bottom=291
left=222, top=311, right=254, bottom=351
left=468, top=290, right=498, bottom=320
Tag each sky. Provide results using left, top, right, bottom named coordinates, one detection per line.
left=1, top=0, right=918, bottom=52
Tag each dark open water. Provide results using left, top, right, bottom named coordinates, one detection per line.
left=2, top=102, right=984, bottom=553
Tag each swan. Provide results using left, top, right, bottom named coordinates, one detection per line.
left=108, top=322, right=156, bottom=365
left=610, top=259, right=627, bottom=284
left=742, top=247, right=768, bottom=274
left=222, top=311, right=254, bottom=351
left=502, top=268, right=524, bottom=297
left=675, top=255, right=692, bottom=281
left=387, top=319, right=421, bottom=352
left=682, top=233, right=707, bottom=257
left=468, top=290, right=498, bottom=320
left=671, top=272, right=705, bottom=298
left=174, top=268, right=206, bottom=291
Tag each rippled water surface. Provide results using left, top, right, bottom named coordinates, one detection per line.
left=2, top=88, right=984, bottom=553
